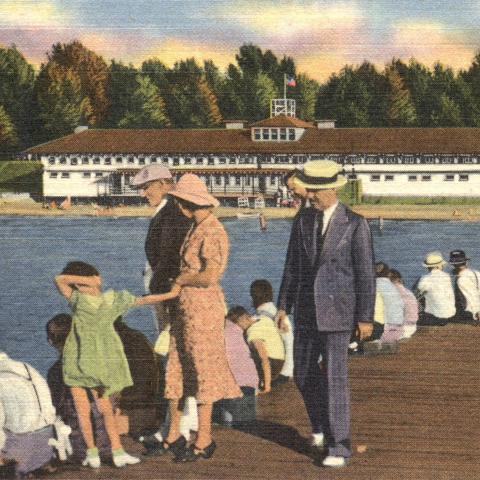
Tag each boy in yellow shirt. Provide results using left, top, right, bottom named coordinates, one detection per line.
left=226, top=306, right=285, bottom=394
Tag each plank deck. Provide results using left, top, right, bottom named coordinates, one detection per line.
left=49, top=325, right=480, bottom=479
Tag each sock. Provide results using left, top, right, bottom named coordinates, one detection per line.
left=112, top=448, right=125, bottom=457
left=87, top=447, right=99, bottom=458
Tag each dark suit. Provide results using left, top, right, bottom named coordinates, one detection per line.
left=145, top=197, right=192, bottom=294
left=278, top=202, right=375, bottom=457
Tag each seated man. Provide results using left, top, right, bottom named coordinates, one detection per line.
left=226, top=306, right=285, bottom=394
left=250, top=279, right=293, bottom=386
left=0, top=351, right=57, bottom=476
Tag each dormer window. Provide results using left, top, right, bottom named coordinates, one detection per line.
left=271, top=129, right=278, bottom=140
left=289, top=128, right=295, bottom=140
left=254, top=129, right=261, bottom=140
left=280, top=128, right=287, bottom=140
left=262, top=129, right=270, bottom=140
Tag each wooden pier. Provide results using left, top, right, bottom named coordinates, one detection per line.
left=50, top=324, right=480, bottom=479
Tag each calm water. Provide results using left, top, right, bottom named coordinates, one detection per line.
left=1, top=215, right=480, bottom=375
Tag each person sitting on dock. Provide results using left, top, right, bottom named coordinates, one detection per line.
left=213, top=316, right=259, bottom=428
left=250, top=279, right=293, bottom=386
left=376, top=262, right=405, bottom=343
left=0, top=351, right=59, bottom=477
left=415, top=252, right=456, bottom=326
left=226, top=306, right=285, bottom=395
left=389, top=269, right=419, bottom=339
left=449, top=250, right=480, bottom=325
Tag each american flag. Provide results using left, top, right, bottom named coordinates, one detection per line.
left=286, top=76, right=296, bottom=87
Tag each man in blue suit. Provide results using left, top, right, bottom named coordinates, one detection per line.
left=277, top=160, right=375, bottom=468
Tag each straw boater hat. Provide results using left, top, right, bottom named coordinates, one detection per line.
left=292, top=160, right=347, bottom=190
left=169, top=173, right=220, bottom=208
left=423, top=251, right=447, bottom=268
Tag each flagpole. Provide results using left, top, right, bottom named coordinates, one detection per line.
left=284, top=73, right=286, bottom=100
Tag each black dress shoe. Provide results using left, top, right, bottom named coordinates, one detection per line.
left=174, top=441, right=217, bottom=462
left=145, top=435, right=187, bottom=457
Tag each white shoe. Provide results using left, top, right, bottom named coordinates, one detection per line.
left=310, top=433, right=325, bottom=448
left=82, top=455, right=101, bottom=469
left=113, top=452, right=140, bottom=468
left=322, top=455, right=347, bottom=468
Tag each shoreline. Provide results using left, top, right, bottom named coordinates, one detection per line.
left=1, top=201, right=480, bottom=221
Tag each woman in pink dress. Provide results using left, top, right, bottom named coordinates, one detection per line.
left=157, top=174, right=241, bottom=462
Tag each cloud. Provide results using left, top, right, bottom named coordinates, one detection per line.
left=213, top=1, right=363, bottom=39
left=143, top=37, right=235, bottom=69
left=387, top=21, right=475, bottom=70
left=0, top=0, right=70, bottom=28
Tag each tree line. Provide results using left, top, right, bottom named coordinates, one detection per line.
left=2, top=40, right=480, bottom=152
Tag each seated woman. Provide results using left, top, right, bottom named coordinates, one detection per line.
left=226, top=306, right=285, bottom=394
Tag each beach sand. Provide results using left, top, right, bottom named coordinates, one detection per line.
left=1, top=200, right=480, bottom=221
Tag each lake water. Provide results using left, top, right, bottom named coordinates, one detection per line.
left=1, top=215, right=480, bottom=375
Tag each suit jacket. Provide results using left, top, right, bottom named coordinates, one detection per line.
left=145, top=197, right=193, bottom=294
left=278, top=202, right=376, bottom=332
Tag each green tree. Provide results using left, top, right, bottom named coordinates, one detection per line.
left=316, top=67, right=371, bottom=127
left=252, top=73, right=278, bottom=121
left=196, top=76, right=223, bottom=126
left=104, top=61, right=139, bottom=127
left=0, top=46, right=35, bottom=147
left=34, top=62, right=87, bottom=140
left=386, top=66, right=417, bottom=126
left=430, top=93, right=463, bottom=126
left=0, top=105, right=18, bottom=152
left=356, top=62, right=389, bottom=126
left=217, top=64, right=245, bottom=120
left=46, top=41, right=110, bottom=125
left=118, top=75, right=170, bottom=128
left=294, top=73, right=319, bottom=121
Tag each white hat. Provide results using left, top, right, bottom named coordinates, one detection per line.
left=423, top=251, right=447, bottom=268
left=292, top=160, right=347, bottom=190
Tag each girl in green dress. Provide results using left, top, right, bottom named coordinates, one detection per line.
left=55, top=261, right=178, bottom=469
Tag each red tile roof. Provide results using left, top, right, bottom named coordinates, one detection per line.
left=26, top=127, right=480, bottom=155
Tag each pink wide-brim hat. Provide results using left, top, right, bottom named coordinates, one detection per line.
left=169, top=173, right=220, bottom=208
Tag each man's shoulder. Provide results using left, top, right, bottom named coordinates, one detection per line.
left=341, top=204, right=367, bottom=224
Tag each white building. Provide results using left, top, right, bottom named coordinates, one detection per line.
left=25, top=100, right=480, bottom=203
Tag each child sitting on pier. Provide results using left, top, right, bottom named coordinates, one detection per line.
left=226, top=306, right=285, bottom=394
left=55, top=261, right=176, bottom=469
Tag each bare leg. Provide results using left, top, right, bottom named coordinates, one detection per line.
left=195, top=402, right=213, bottom=449
left=71, top=387, right=95, bottom=449
left=165, top=399, right=184, bottom=443
left=92, top=391, right=122, bottom=451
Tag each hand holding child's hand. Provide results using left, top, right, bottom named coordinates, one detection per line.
left=275, top=309, right=290, bottom=333
left=259, top=382, right=271, bottom=395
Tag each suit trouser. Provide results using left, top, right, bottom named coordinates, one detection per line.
left=294, top=328, right=352, bottom=458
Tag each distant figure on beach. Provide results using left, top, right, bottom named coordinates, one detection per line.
left=415, top=251, right=456, bottom=326
left=276, top=160, right=375, bottom=468
left=55, top=261, right=178, bottom=468
left=449, top=250, right=480, bottom=325
left=259, top=212, right=267, bottom=231
left=0, top=351, right=59, bottom=477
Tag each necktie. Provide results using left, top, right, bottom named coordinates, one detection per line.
left=315, top=211, right=324, bottom=258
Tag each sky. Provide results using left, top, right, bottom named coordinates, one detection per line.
left=1, top=0, right=479, bottom=81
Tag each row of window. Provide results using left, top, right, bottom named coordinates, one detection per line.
left=367, top=174, right=470, bottom=182
left=47, top=156, right=259, bottom=166
left=49, top=172, right=105, bottom=179
left=253, top=128, right=297, bottom=141
left=348, top=157, right=478, bottom=165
